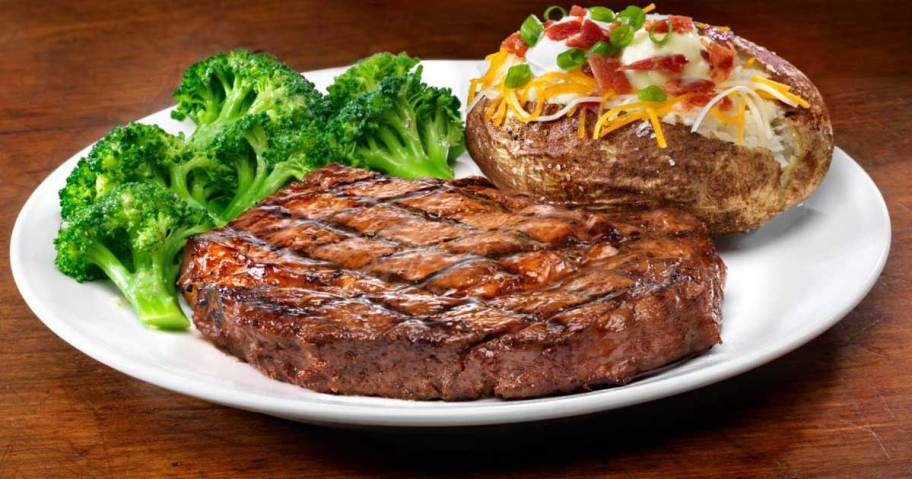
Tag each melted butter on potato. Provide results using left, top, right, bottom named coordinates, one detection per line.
left=621, top=28, right=711, bottom=90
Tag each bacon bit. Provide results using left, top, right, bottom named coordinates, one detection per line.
left=624, top=54, right=689, bottom=75
left=501, top=32, right=528, bottom=57
left=546, top=20, right=582, bottom=40
left=686, top=94, right=733, bottom=111
left=666, top=78, right=716, bottom=96
left=569, top=5, right=587, bottom=17
left=566, top=20, right=609, bottom=49
left=671, top=15, right=694, bottom=33
left=588, top=55, right=632, bottom=95
left=649, top=15, right=694, bottom=34
left=581, top=63, right=594, bottom=77
left=704, top=41, right=736, bottom=82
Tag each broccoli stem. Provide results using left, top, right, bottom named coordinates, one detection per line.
left=170, top=155, right=212, bottom=212
left=421, top=112, right=449, bottom=166
left=124, top=270, right=189, bottom=331
left=218, top=128, right=284, bottom=221
left=87, top=243, right=188, bottom=331
left=357, top=110, right=453, bottom=179
left=86, top=243, right=134, bottom=293
left=357, top=104, right=453, bottom=180
left=358, top=143, right=452, bottom=179
left=219, top=164, right=293, bottom=221
left=189, top=83, right=254, bottom=147
left=221, top=78, right=253, bottom=124
left=257, top=158, right=313, bottom=205
left=220, top=158, right=262, bottom=221
left=199, top=89, right=222, bottom=126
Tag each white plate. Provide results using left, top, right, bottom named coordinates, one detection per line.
left=10, top=61, right=891, bottom=428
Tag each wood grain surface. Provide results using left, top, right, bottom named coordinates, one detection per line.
left=2, top=1, right=910, bottom=477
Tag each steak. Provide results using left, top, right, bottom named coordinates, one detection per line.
left=179, top=164, right=725, bottom=400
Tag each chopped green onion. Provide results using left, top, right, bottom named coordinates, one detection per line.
left=618, top=5, right=646, bottom=29
left=556, top=48, right=588, bottom=71
left=588, top=41, right=619, bottom=57
left=543, top=5, right=567, bottom=21
left=610, top=24, right=635, bottom=47
left=520, top=15, right=544, bottom=47
left=637, top=85, right=667, bottom=102
left=589, top=6, right=615, bottom=22
left=648, top=19, right=672, bottom=45
left=504, top=64, right=533, bottom=88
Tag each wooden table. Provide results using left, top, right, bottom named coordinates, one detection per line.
left=2, top=1, right=910, bottom=476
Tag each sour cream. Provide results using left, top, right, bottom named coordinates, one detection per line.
left=525, top=35, right=568, bottom=76
left=620, top=27, right=711, bottom=90
left=524, top=15, right=582, bottom=76
left=524, top=13, right=713, bottom=90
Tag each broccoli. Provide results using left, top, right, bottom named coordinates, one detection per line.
left=61, top=50, right=328, bottom=228
left=59, top=123, right=191, bottom=219
left=327, top=57, right=465, bottom=179
left=167, top=50, right=329, bottom=222
left=205, top=111, right=326, bottom=221
left=326, top=52, right=419, bottom=111
left=171, top=49, right=326, bottom=147
left=54, top=183, right=213, bottom=330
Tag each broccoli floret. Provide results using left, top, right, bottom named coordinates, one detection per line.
left=171, top=49, right=326, bottom=147
left=55, top=50, right=338, bottom=330
left=327, top=65, right=465, bottom=179
left=204, top=112, right=326, bottom=221
left=55, top=183, right=212, bottom=330
left=169, top=49, right=329, bottom=219
left=327, top=52, right=419, bottom=111
left=59, top=123, right=190, bottom=219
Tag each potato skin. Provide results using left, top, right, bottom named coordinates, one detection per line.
left=465, top=28, right=833, bottom=235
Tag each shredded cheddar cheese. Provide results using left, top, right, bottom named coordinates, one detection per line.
left=645, top=107, right=666, bottom=148
left=484, top=97, right=501, bottom=121
left=503, top=89, right=528, bottom=121
left=577, top=108, right=587, bottom=139
left=597, top=113, right=645, bottom=139
left=475, top=50, right=511, bottom=93
left=467, top=78, right=480, bottom=105
left=736, top=97, right=747, bottom=145
left=493, top=97, right=507, bottom=126
left=751, top=75, right=810, bottom=108
left=593, top=95, right=690, bottom=141
left=525, top=87, right=546, bottom=121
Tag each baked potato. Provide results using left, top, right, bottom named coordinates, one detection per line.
left=465, top=4, right=833, bottom=234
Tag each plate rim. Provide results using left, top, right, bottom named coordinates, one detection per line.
left=9, top=63, right=891, bottom=427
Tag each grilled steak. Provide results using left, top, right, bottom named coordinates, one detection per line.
left=179, top=164, right=725, bottom=400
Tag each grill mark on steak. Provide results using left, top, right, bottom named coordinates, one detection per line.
left=262, top=172, right=610, bottom=266
left=259, top=191, right=546, bottom=260
left=180, top=164, right=725, bottom=400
